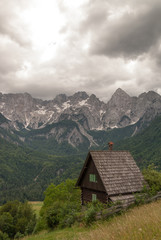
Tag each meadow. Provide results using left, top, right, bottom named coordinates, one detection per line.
left=29, top=201, right=43, bottom=217
left=24, top=199, right=161, bottom=240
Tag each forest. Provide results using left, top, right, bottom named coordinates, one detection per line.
left=1, top=115, right=161, bottom=204
left=1, top=167, right=161, bottom=240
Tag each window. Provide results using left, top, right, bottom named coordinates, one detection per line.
left=89, top=174, right=97, bottom=182
left=92, top=194, right=97, bottom=201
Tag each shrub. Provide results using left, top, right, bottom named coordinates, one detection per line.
left=0, top=231, right=9, bottom=240
left=45, top=201, right=62, bottom=228
left=33, top=217, right=47, bottom=233
left=14, top=232, right=24, bottom=239
left=44, top=200, right=80, bottom=229
left=41, top=179, right=81, bottom=229
left=84, top=206, right=96, bottom=226
left=84, top=201, right=105, bottom=226
left=134, top=165, right=161, bottom=205
left=58, top=201, right=79, bottom=228
left=0, top=213, right=14, bottom=238
left=142, top=164, right=161, bottom=194
left=0, top=201, right=36, bottom=239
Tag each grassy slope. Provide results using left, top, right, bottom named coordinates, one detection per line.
left=115, top=115, right=161, bottom=170
left=24, top=200, right=161, bottom=240
left=0, top=134, right=85, bottom=203
left=29, top=201, right=43, bottom=217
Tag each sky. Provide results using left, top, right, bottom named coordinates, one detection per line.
left=0, top=0, right=161, bottom=102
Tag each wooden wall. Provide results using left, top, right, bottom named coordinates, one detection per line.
left=80, top=156, right=106, bottom=191
left=81, top=188, right=107, bottom=204
left=79, top=156, right=107, bottom=204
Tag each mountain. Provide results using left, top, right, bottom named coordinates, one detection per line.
left=0, top=89, right=161, bottom=151
left=0, top=134, right=85, bottom=204
left=115, top=115, right=161, bottom=170
left=1, top=88, right=161, bottom=203
left=1, top=114, right=161, bottom=204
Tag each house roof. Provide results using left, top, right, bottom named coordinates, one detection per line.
left=76, top=150, right=145, bottom=196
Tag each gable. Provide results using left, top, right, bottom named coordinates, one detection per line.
left=76, top=155, right=106, bottom=192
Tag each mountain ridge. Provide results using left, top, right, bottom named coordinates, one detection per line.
left=0, top=88, right=161, bottom=149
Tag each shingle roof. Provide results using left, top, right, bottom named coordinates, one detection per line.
left=90, top=151, right=144, bottom=196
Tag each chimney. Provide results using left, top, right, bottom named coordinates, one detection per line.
left=108, top=141, right=114, bottom=151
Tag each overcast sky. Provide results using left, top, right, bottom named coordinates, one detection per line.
left=0, top=0, right=161, bottom=101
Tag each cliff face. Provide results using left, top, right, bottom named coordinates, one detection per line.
left=0, top=89, right=161, bottom=148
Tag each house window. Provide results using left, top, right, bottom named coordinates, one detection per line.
left=89, top=174, right=97, bottom=182
left=92, top=194, right=97, bottom=201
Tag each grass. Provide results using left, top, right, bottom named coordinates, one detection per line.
left=29, top=201, right=43, bottom=217
left=23, top=199, right=161, bottom=240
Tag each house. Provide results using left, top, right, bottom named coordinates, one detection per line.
left=76, top=146, right=145, bottom=206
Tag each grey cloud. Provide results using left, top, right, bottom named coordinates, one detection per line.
left=80, top=0, right=109, bottom=32
left=0, top=40, right=25, bottom=74
left=0, top=0, right=161, bottom=102
left=82, top=1, right=161, bottom=59
left=0, top=1, right=32, bottom=47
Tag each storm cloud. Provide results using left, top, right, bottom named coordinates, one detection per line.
left=0, top=0, right=161, bottom=101
left=82, top=0, right=161, bottom=59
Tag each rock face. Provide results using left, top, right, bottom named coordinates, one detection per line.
left=0, top=89, right=161, bottom=148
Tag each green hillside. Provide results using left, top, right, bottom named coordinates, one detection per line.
left=1, top=115, right=161, bottom=203
left=15, top=120, right=91, bottom=154
left=13, top=119, right=137, bottom=155
left=0, top=137, right=85, bottom=204
left=116, top=115, right=161, bottom=169
left=23, top=199, right=161, bottom=240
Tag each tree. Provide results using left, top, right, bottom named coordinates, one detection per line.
left=0, top=201, right=36, bottom=239
left=40, top=179, right=81, bottom=229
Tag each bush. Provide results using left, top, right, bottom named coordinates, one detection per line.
left=45, top=202, right=62, bottom=228
left=142, top=164, right=161, bottom=194
left=0, top=231, right=9, bottom=240
left=14, top=232, right=24, bottom=239
left=84, top=206, right=96, bottom=226
left=0, top=213, right=14, bottom=238
left=58, top=201, right=79, bottom=228
left=44, top=200, right=80, bottom=229
left=0, top=201, right=36, bottom=239
left=84, top=201, right=105, bottom=226
left=134, top=165, right=161, bottom=205
left=33, top=217, right=47, bottom=234
left=41, top=179, right=81, bottom=229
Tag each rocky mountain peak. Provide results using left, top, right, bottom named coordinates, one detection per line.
left=54, top=94, right=67, bottom=104
left=68, top=91, right=89, bottom=104
left=0, top=89, right=161, bottom=147
left=146, top=91, right=161, bottom=101
left=112, top=88, right=130, bottom=98
left=71, top=91, right=89, bottom=100
left=107, top=88, right=131, bottom=108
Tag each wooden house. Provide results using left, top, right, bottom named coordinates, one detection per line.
left=76, top=150, right=145, bottom=205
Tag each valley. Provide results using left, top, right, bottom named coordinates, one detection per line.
left=0, top=88, right=161, bottom=203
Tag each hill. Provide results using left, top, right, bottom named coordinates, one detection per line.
left=1, top=115, right=161, bottom=203
left=23, top=199, right=161, bottom=240
left=116, top=115, right=161, bottom=170
left=0, top=137, right=85, bottom=204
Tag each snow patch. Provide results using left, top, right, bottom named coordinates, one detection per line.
left=54, top=105, right=61, bottom=113
left=62, top=101, right=71, bottom=110
left=130, top=118, right=139, bottom=125
left=36, top=109, right=47, bottom=115
left=78, top=99, right=88, bottom=106
left=94, top=126, right=105, bottom=131
left=25, top=114, right=30, bottom=128
left=110, top=125, right=118, bottom=129
left=126, top=109, right=131, bottom=114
